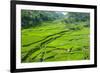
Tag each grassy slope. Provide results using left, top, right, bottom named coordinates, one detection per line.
left=21, top=20, right=90, bottom=63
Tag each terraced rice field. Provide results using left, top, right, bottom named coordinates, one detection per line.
left=21, top=21, right=90, bottom=63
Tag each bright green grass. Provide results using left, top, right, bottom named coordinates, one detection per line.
left=21, top=21, right=90, bottom=63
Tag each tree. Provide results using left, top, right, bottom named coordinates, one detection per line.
left=67, top=12, right=90, bottom=23
left=21, top=10, right=64, bottom=28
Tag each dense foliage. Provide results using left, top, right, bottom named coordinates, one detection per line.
left=21, top=10, right=64, bottom=28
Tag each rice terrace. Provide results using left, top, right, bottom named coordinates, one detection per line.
left=21, top=10, right=90, bottom=63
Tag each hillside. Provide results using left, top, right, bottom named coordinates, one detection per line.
left=21, top=10, right=90, bottom=63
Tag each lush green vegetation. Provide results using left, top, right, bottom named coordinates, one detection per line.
left=21, top=10, right=90, bottom=63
